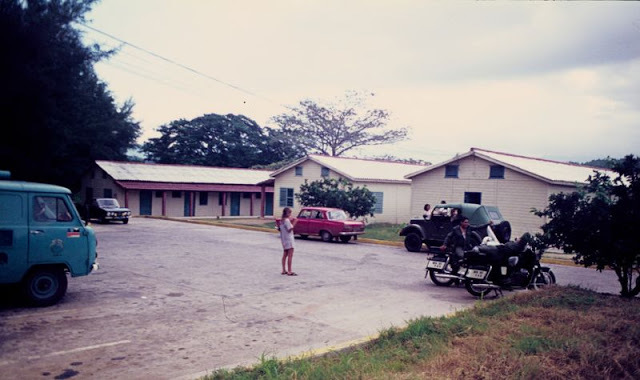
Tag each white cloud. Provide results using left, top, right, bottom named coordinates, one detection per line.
left=85, top=1, right=640, bottom=163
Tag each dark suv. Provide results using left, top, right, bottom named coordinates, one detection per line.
left=399, top=203, right=511, bottom=252
left=88, top=198, right=131, bottom=224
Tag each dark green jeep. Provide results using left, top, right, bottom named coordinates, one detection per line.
left=399, top=203, right=511, bottom=252
left=0, top=171, right=98, bottom=306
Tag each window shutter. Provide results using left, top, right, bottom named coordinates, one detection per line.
left=279, top=188, right=288, bottom=207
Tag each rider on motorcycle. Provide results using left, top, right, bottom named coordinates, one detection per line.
left=440, top=216, right=492, bottom=266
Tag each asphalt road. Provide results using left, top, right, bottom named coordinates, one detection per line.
left=0, top=218, right=624, bottom=380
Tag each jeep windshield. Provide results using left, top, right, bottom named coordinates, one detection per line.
left=97, top=199, right=120, bottom=208
left=327, top=210, right=347, bottom=220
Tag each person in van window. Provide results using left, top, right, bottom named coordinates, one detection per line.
left=34, top=197, right=55, bottom=221
left=57, top=208, right=72, bottom=221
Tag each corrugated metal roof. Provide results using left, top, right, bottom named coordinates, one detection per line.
left=115, top=181, right=272, bottom=192
left=406, top=148, right=615, bottom=185
left=473, top=148, right=615, bottom=184
left=96, top=161, right=272, bottom=185
left=271, top=154, right=430, bottom=183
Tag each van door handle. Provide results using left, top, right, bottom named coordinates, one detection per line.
left=30, top=230, right=45, bottom=235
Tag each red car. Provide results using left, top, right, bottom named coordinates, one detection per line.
left=277, top=207, right=366, bottom=243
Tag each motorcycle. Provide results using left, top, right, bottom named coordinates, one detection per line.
left=425, top=229, right=487, bottom=287
left=425, top=251, right=467, bottom=286
left=460, top=233, right=556, bottom=298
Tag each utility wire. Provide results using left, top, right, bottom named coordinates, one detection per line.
left=86, top=36, right=212, bottom=96
left=77, top=22, right=292, bottom=110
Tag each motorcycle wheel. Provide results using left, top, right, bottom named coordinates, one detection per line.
left=428, top=269, right=455, bottom=287
left=465, top=280, right=492, bottom=298
left=531, top=269, right=556, bottom=290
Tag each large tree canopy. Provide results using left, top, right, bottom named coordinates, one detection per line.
left=534, top=155, right=640, bottom=298
left=0, top=0, right=140, bottom=191
left=271, top=91, right=408, bottom=156
left=141, top=113, right=302, bottom=168
left=296, top=178, right=376, bottom=219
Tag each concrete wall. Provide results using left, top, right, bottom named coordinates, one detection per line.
left=272, top=159, right=411, bottom=224
left=409, top=155, right=576, bottom=237
left=78, top=167, right=125, bottom=204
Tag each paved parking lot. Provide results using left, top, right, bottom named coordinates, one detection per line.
left=0, top=218, right=624, bottom=380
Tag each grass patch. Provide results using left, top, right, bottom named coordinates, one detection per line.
left=360, top=223, right=405, bottom=242
left=203, top=287, right=640, bottom=379
left=188, top=218, right=404, bottom=242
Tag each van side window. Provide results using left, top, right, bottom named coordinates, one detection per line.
left=0, top=194, right=24, bottom=224
left=33, top=197, right=72, bottom=222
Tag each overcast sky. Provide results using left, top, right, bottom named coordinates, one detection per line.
left=83, top=1, right=640, bottom=164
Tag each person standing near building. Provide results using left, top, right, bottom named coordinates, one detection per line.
left=280, top=207, right=298, bottom=276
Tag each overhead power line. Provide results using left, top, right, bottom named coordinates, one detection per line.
left=77, top=22, right=291, bottom=110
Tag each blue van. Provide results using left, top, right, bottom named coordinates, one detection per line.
left=0, top=171, right=98, bottom=306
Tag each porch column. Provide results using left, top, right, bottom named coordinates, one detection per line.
left=221, top=192, right=227, bottom=216
left=162, top=191, right=167, bottom=216
left=124, top=189, right=129, bottom=208
left=191, top=192, right=195, bottom=216
left=250, top=193, right=255, bottom=216
left=260, top=186, right=266, bottom=218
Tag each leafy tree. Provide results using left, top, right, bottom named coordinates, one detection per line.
left=366, top=154, right=431, bottom=166
left=296, top=178, right=376, bottom=219
left=271, top=91, right=408, bottom=156
left=580, top=157, right=622, bottom=169
left=533, top=155, right=640, bottom=298
left=142, top=113, right=302, bottom=167
left=0, top=0, right=141, bottom=190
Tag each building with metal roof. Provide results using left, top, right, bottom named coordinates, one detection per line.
left=270, top=154, right=430, bottom=224
left=79, top=161, right=275, bottom=218
left=405, top=147, right=616, bottom=237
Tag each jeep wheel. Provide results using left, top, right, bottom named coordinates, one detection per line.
left=320, top=231, right=333, bottom=242
left=339, top=236, right=351, bottom=243
left=404, top=233, right=423, bottom=252
left=23, top=267, right=68, bottom=307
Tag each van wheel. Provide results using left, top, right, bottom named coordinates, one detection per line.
left=23, top=267, right=68, bottom=307
left=321, top=231, right=333, bottom=242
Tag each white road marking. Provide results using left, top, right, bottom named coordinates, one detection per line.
left=25, top=340, right=131, bottom=360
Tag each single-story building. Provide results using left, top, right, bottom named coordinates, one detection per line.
left=405, top=147, right=615, bottom=237
left=269, top=154, right=430, bottom=224
left=79, top=161, right=274, bottom=217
